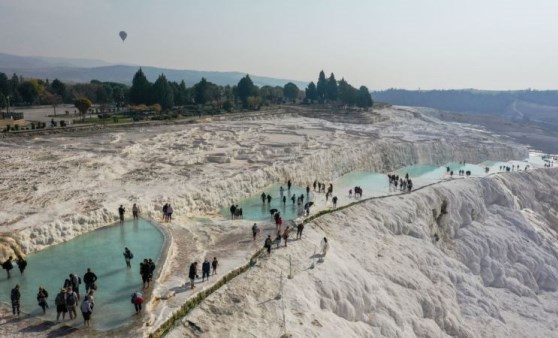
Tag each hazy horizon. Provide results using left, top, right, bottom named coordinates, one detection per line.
left=1, top=0, right=558, bottom=90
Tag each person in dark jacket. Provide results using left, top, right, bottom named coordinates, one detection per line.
left=69, top=273, right=81, bottom=300
left=188, top=262, right=198, bottom=289
left=148, top=258, right=156, bottom=283
left=83, top=268, right=98, bottom=293
left=16, top=256, right=27, bottom=275
left=2, top=256, right=14, bottom=279
left=212, top=257, right=218, bottom=275
left=118, top=205, right=125, bottom=223
left=37, top=286, right=49, bottom=314
left=264, top=235, right=273, bottom=255
left=296, top=223, right=304, bottom=240
left=202, top=259, right=211, bottom=282
left=11, top=284, right=20, bottom=316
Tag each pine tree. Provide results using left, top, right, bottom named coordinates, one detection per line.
left=326, top=73, right=338, bottom=101
left=237, top=75, right=256, bottom=108
left=129, top=68, right=152, bottom=105
left=316, top=71, right=327, bottom=102
left=356, top=86, right=373, bottom=108
left=305, top=82, right=318, bottom=103
left=153, top=74, right=174, bottom=110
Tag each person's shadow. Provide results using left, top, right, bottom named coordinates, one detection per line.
left=18, top=321, right=56, bottom=333
left=169, top=285, right=188, bottom=294
left=45, top=325, right=79, bottom=338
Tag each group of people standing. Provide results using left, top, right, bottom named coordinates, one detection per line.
left=57, top=271, right=95, bottom=325
left=118, top=203, right=141, bottom=224
left=388, top=174, right=413, bottom=192
left=162, top=203, right=173, bottom=222
left=229, top=205, right=243, bottom=219
left=8, top=268, right=98, bottom=328
left=140, top=259, right=156, bottom=289
left=349, top=187, right=363, bottom=199
left=2, top=255, right=27, bottom=279
left=187, top=258, right=218, bottom=289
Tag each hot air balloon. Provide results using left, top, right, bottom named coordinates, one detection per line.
left=119, top=31, right=127, bottom=42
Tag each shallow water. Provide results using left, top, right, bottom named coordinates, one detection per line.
left=335, top=172, right=390, bottom=197
left=221, top=156, right=548, bottom=220
left=222, top=184, right=308, bottom=221
left=0, top=219, right=165, bottom=330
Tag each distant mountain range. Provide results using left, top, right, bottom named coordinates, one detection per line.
left=0, top=53, right=308, bottom=88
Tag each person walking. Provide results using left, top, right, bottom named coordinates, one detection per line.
left=83, top=268, right=98, bottom=293
left=16, top=255, right=27, bottom=275
left=69, top=273, right=81, bottom=301
left=166, top=204, right=174, bottom=222
left=87, top=290, right=95, bottom=310
left=81, top=295, right=93, bottom=327
left=66, top=287, right=78, bottom=320
left=212, top=257, right=218, bottom=275
left=162, top=203, right=168, bottom=222
left=37, top=287, right=49, bottom=314
left=188, top=262, right=198, bottom=289
left=132, top=203, right=140, bottom=219
left=296, top=223, right=304, bottom=240
left=332, top=196, right=338, bottom=208
left=140, top=259, right=150, bottom=289
left=2, top=256, right=14, bottom=279
left=252, top=223, right=259, bottom=241
left=55, top=288, right=68, bottom=321
left=148, top=259, right=156, bottom=285
left=283, top=227, right=291, bottom=247
left=321, top=238, right=329, bottom=257
left=118, top=205, right=125, bottom=223
left=275, top=230, right=282, bottom=249
left=202, top=259, right=211, bottom=282
left=131, top=291, right=144, bottom=314
left=123, top=247, right=133, bottom=269
left=10, top=284, right=20, bottom=316
left=264, top=235, right=273, bottom=255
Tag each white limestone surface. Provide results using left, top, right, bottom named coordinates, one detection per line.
left=168, top=169, right=558, bottom=338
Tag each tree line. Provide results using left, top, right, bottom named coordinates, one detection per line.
left=0, top=72, right=128, bottom=110
left=304, top=70, right=373, bottom=108
left=128, top=68, right=303, bottom=111
left=0, top=68, right=373, bottom=113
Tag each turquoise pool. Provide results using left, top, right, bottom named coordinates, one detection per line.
left=222, top=184, right=308, bottom=221
left=0, top=219, right=165, bottom=330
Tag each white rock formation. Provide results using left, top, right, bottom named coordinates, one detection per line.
left=169, top=169, right=558, bottom=338
left=0, top=106, right=526, bottom=256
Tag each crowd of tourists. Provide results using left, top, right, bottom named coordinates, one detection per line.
left=387, top=174, right=413, bottom=192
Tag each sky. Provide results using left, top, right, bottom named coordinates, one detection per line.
left=0, top=0, right=557, bottom=90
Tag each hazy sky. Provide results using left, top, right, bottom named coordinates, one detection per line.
left=1, top=0, right=557, bottom=90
